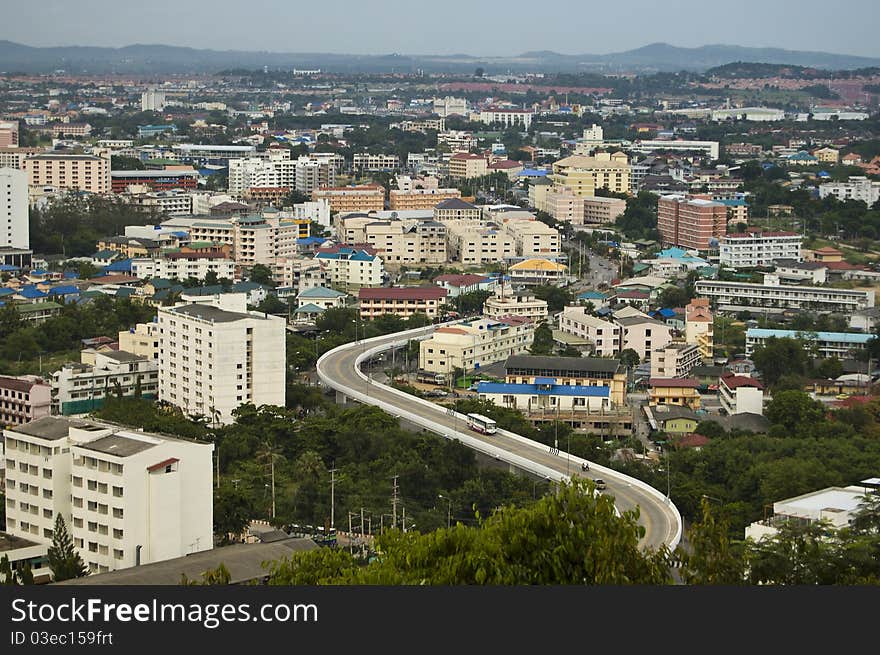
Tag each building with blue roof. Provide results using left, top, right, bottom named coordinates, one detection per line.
left=16, top=286, right=48, bottom=301
left=296, top=285, right=348, bottom=310
left=745, top=328, right=873, bottom=360
left=104, top=259, right=133, bottom=274
left=477, top=380, right=611, bottom=413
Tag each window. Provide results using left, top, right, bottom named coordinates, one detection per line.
left=112, top=507, right=123, bottom=519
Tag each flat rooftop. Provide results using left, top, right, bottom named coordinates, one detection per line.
left=776, top=486, right=869, bottom=518
left=8, top=416, right=74, bottom=441
left=76, top=434, right=157, bottom=458
left=0, top=531, right=42, bottom=553
left=169, top=303, right=251, bottom=323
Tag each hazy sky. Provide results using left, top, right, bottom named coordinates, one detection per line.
left=5, top=0, right=879, bottom=57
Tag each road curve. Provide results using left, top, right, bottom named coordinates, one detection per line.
left=317, top=325, right=682, bottom=551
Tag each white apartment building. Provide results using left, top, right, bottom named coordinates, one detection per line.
left=444, top=220, right=516, bottom=264
left=418, top=316, right=535, bottom=375
left=118, top=322, right=160, bottom=361
left=557, top=307, right=621, bottom=357
left=695, top=277, right=875, bottom=313
left=131, top=253, right=236, bottom=281
left=630, top=139, right=720, bottom=160
left=51, top=351, right=159, bottom=416
left=312, top=246, right=384, bottom=291
left=127, top=189, right=195, bottom=216
left=3, top=416, right=212, bottom=577
left=437, top=130, right=476, bottom=153
left=616, top=315, right=673, bottom=360
left=433, top=97, right=468, bottom=117
left=497, top=215, right=561, bottom=258
left=295, top=156, right=337, bottom=195
left=352, top=153, right=400, bottom=172
left=290, top=199, right=332, bottom=228
left=171, top=144, right=257, bottom=166
left=479, top=109, right=534, bottom=129
left=339, top=218, right=447, bottom=264
left=227, top=151, right=296, bottom=197
left=483, top=292, right=549, bottom=322
left=719, top=230, right=802, bottom=268
left=0, top=167, right=28, bottom=249
left=187, top=214, right=300, bottom=266
left=477, top=380, right=612, bottom=414
left=818, top=177, right=880, bottom=206
left=650, top=343, right=702, bottom=378
left=141, top=89, right=166, bottom=112
left=719, top=374, right=764, bottom=416
left=158, top=294, right=286, bottom=425
left=744, top=328, right=872, bottom=359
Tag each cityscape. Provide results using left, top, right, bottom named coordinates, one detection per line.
left=2, top=1, right=880, bottom=587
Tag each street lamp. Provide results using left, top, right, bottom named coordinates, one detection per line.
left=438, top=494, right=452, bottom=528
left=657, top=440, right=671, bottom=501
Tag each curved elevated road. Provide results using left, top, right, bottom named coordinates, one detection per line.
left=317, top=325, right=681, bottom=550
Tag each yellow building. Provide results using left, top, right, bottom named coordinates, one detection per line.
left=312, top=185, right=385, bottom=213
left=448, top=153, right=488, bottom=179
left=508, top=258, right=568, bottom=286
left=813, top=147, right=840, bottom=164
left=549, top=151, right=630, bottom=197
left=648, top=378, right=702, bottom=410
left=388, top=188, right=461, bottom=210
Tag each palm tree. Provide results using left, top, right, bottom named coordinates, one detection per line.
left=256, top=440, right=286, bottom=520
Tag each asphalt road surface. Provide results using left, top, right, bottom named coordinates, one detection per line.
left=318, top=329, right=681, bottom=551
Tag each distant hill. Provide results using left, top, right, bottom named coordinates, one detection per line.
left=1, top=40, right=879, bottom=75
left=707, top=61, right=880, bottom=79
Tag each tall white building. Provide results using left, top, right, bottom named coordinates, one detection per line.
left=227, top=151, right=296, bottom=197
left=3, top=416, right=213, bottom=577
left=158, top=294, right=286, bottom=425
left=141, top=89, right=167, bottom=112
left=0, top=167, right=28, bottom=249
left=295, top=156, right=337, bottom=195
left=818, top=177, right=880, bottom=206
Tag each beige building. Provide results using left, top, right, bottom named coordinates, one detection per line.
left=497, top=215, right=561, bottom=258
left=444, top=220, right=516, bottom=264
left=418, top=316, right=535, bottom=375
left=388, top=188, right=461, bottom=210
left=338, top=217, right=447, bottom=265
left=25, top=151, right=111, bottom=194
left=433, top=198, right=481, bottom=222
left=0, top=146, right=42, bottom=170
left=543, top=188, right=585, bottom=224
left=118, top=323, right=160, bottom=361
left=557, top=307, right=621, bottom=357
left=616, top=315, right=673, bottom=360
left=685, top=299, right=714, bottom=362
left=549, top=152, right=630, bottom=197
left=483, top=291, right=548, bottom=322
left=583, top=196, right=627, bottom=225
left=448, top=153, right=488, bottom=179
left=813, top=147, right=839, bottom=164
left=358, top=286, right=448, bottom=320
left=312, top=185, right=386, bottom=213
left=650, top=342, right=702, bottom=378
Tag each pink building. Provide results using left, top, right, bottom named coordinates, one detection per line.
left=0, top=375, right=52, bottom=427
left=0, top=121, right=18, bottom=147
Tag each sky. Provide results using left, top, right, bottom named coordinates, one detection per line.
left=4, top=0, right=880, bottom=58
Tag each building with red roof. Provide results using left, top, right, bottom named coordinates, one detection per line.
left=359, top=285, right=448, bottom=320
left=720, top=373, right=764, bottom=416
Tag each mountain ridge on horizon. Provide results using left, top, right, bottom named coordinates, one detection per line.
left=1, top=39, right=878, bottom=75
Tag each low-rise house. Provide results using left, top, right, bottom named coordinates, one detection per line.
left=483, top=291, right=548, bottom=322
left=359, top=286, right=448, bottom=320
left=719, top=373, right=764, bottom=416
left=296, top=286, right=348, bottom=310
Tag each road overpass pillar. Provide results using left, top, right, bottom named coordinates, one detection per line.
left=335, top=390, right=349, bottom=405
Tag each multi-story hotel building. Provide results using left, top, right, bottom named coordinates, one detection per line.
left=549, top=152, right=631, bottom=196
left=657, top=195, right=727, bottom=251
left=227, top=151, right=296, bottom=197
left=497, top=215, right=561, bottom=258
left=1, top=167, right=28, bottom=250
left=0, top=375, right=51, bottom=428
left=312, top=185, right=386, bottom=213
left=418, top=316, right=535, bottom=374
left=719, top=230, right=802, bottom=268
left=131, top=252, right=236, bottom=281
left=25, top=151, right=111, bottom=194
left=358, top=286, right=448, bottom=320
left=542, top=188, right=585, bottom=224
left=479, top=109, right=534, bottom=129
left=695, top=277, right=875, bottom=313
left=388, top=188, right=461, bottom=210
left=158, top=294, right=286, bottom=425
left=448, top=153, right=488, bottom=179
left=295, top=156, right=337, bottom=195
left=3, top=416, right=212, bottom=577
left=433, top=198, right=482, bottom=222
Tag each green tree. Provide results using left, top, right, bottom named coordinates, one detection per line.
left=0, top=554, right=33, bottom=585
left=47, top=515, right=88, bottom=581
left=529, top=322, right=555, bottom=355
left=214, top=484, right=254, bottom=545
left=268, top=479, right=672, bottom=585
left=532, top=285, right=573, bottom=312
left=249, top=264, right=274, bottom=286
left=679, top=498, right=745, bottom=584
left=752, top=337, right=810, bottom=387
left=765, top=390, right=825, bottom=432
left=619, top=348, right=641, bottom=368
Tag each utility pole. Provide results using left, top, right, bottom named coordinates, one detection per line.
left=270, top=454, right=276, bottom=519
left=402, top=506, right=406, bottom=533
left=329, top=468, right=338, bottom=531
left=391, top=475, right=399, bottom=529
left=360, top=507, right=365, bottom=543
left=348, top=512, right=353, bottom=554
